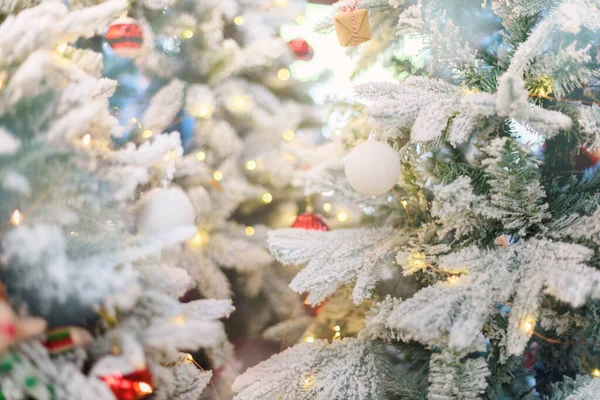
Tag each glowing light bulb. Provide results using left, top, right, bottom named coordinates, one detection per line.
left=277, top=68, right=291, bottom=81
left=401, top=200, right=408, bottom=207
left=337, top=212, right=348, bottom=222
left=182, top=29, right=194, bottom=39
left=213, top=170, right=223, bottom=181
left=164, top=150, right=177, bottom=161
left=195, top=103, right=214, bottom=119
left=282, top=129, right=295, bottom=141
left=173, top=316, right=185, bottom=326
left=10, top=210, right=22, bottom=226
left=230, top=94, right=249, bottom=112
left=262, top=192, right=273, bottom=203
left=142, top=130, right=153, bottom=139
left=334, top=129, right=342, bottom=136
left=334, top=331, right=341, bottom=338
left=323, top=203, right=332, bottom=212
left=245, top=226, right=255, bottom=236
left=592, top=369, right=600, bottom=378
left=305, top=336, right=314, bottom=343
left=233, top=16, right=244, bottom=25
left=136, top=382, right=153, bottom=395
left=321, top=190, right=335, bottom=197
left=274, top=0, right=288, bottom=6
left=333, top=325, right=340, bottom=332
left=295, top=15, right=306, bottom=24
left=55, top=42, right=68, bottom=55
left=82, top=134, right=91, bottom=146
left=189, top=230, right=209, bottom=247
left=522, top=320, right=534, bottom=334
left=245, top=160, right=257, bottom=170
left=196, top=151, right=206, bottom=161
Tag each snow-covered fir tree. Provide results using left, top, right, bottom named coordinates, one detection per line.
left=234, top=0, right=600, bottom=399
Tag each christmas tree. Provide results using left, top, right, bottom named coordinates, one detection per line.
left=234, top=0, right=600, bottom=399
left=0, top=0, right=320, bottom=398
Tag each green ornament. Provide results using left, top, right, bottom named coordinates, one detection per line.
left=0, top=359, right=12, bottom=373
left=25, top=375, right=38, bottom=388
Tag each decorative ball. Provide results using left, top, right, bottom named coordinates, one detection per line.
left=135, top=187, right=195, bottom=235
left=288, top=38, right=313, bottom=61
left=105, top=17, right=144, bottom=58
left=573, top=146, right=598, bottom=172
left=344, top=140, right=400, bottom=195
left=99, top=367, right=153, bottom=400
left=291, top=213, right=329, bottom=231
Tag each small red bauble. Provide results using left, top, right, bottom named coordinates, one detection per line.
left=291, top=212, right=328, bottom=231
left=106, top=17, right=144, bottom=58
left=573, top=146, right=598, bottom=172
left=99, top=367, right=153, bottom=400
left=288, top=38, right=313, bottom=61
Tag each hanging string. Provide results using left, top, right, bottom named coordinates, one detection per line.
left=340, top=0, right=360, bottom=46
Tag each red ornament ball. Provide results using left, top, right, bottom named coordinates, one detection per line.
left=288, top=38, right=313, bottom=61
left=573, top=146, right=599, bottom=172
left=106, top=17, right=144, bottom=58
left=99, top=367, right=153, bottom=400
left=291, top=212, right=328, bottom=231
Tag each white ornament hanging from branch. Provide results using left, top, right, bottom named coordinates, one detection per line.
left=344, top=134, right=400, bottom=195
left=135, top=186, right=195, bottom=234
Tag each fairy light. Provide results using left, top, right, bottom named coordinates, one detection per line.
left=262, top=192, right=273, bottom=204
left=173, top=316, right=185, bottom=326
left=81, top=134, right=91, bottom=146
left=182, top=29, right=194, bottom=39
left=334, top=331, right=341, bottom=338
left=334, top=129, right=342, bottom=137
left=323, top=203, right=332, bottom=212
left=233, top=15, right=244, bottom=25
left=522, top=320, right=535, bottom=334
left=213, top=170, right=223, bottom=181
left=10, top=210, right=22, bottom=226
left=194, top=103, right=214, bottom=119
left=164, top=150, right=177, bottom=161
left=333, top=325, right=340, bottom=332
left=337, top=212, right=348, bottom=222
left=130, top=117, right=141, bottom=129
left=274, top=0, right=288, bottom=6
left=142, top=130, right=153, bottom=139
left=321, top=190, right=335, bottom=197
left=282, top=129, right=295, bottom=141
left=245, top=226, right=255, bottom=236
left=196, top=151, right=206, bottom=161
left=302, top=373, right=316, bottom=389
left=277, top=68, right=291, bottom=81
left=229, top=94, right=250, bottom=112
left=55, top=42, right=68, bottom=55
left=135, top=382, right=153, bottom=395
left=245, top=160, right=257, bottom=170
left=401, top=200, right=408, bottom=207
left=592, top=369, right=600, bottom=378
left=189, top=230, right=209, bottom=247
left=447, top=275, right=461, bottom=285
left=305, top=335, right=314, bottom=343
left=295, top=14, right=306, bottom=24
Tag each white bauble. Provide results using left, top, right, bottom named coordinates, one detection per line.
left=344, top=140, right=400, bottom=195
left=136, top=186, right=195, bottom=234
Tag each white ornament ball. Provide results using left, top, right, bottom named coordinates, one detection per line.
left=344, top=140, right=400, bottom=195
left=136, top=186, right=195, bottom=234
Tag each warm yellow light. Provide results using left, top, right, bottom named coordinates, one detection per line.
left=323, top=203, right=332, bottom=212
left=190, top=230, right=209, bottom=247
left=282, top=129, right=295, bottom=141
left=196, top=151, right=206, bottom=161
left=230, top=95, right=249, bottom=112
left=295, top=14, right=306, bottom=24
left=274, top=0, right=288, bottom=6
left=262, top=192, right=273, bottom=203
left=55, top=42, right=68, bottom=55
left=186, top=353, right=194, bottom=361
left=213, top=170, right=223, bottom=181
left=195, top=103, right=214, bottom=119
left=129, top=117, right=141, bottom=129
left=334, top=331, right=341, bottom=338
left=245, top=160, right=257, bottom=170
left=136, top=382, right=153, bottom=394
left=10, top=210, right=22, bottom=226
left=401, top=200, right=408, bottom=207
left=333, top=325, right=340, bottom=332
left=245, top=226, right=255, bottom=236
left=174, top=316, right=185, bottom=326
left=334, top=129, right=342, bottom=137
left=321, top=190, right=335, bottom=197
left=447, top=275, right=461, bottom=285
left=142, top=130, right=153, bottom=139
left=164, top=150, right=177, bottom=161
left=305, top=336, right=314, bottom=343
left=592, top=369, right=600, bottom=378
left=82, top=134, right=91, bottom=146
left=233, top=15, right=244, bottom=25
left=277, top=68, right=291, bottom=81
left=522, top=321, right=534, bottom=334
left=337, top=212, right=348, bottom=222
left=182, top=29, right=194, bottom=39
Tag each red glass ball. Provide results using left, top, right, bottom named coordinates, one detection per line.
left=106, top=17, right=144, bottom=58
left=99, top=367, right=153, bottom=400
left=288, top=38, right=313, bottom=61
left=291, top=212, right=328, bottom=231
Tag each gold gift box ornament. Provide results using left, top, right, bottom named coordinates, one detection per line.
left=333, top=1, right=371, bottom=47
